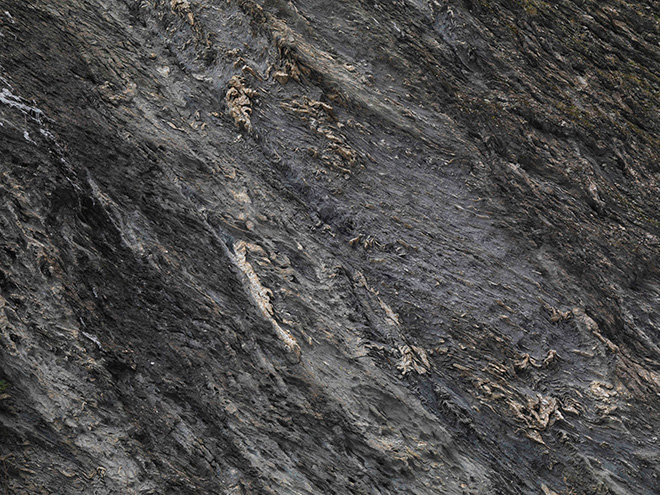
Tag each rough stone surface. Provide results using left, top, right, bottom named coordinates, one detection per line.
left=0, top=0, right=658, bottom=494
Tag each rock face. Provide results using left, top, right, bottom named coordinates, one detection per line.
left=0, top=0, right=658, bottom=493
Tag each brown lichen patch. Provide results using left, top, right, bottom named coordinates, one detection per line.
left=572, top=308, right=619, bottom=353
left=170, top=0, right=194, bottom=26
left=225, top=76, right=257, bottom=132
left=268, top=59, right=309, bottom=85
left=280, top=97, right=360, bottom=173
left=230, top=240, right=301, bottom=357
left=396, top=345, right=430, bottom=376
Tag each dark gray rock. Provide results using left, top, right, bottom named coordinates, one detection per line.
left=0, top=0, right=658, bottom=493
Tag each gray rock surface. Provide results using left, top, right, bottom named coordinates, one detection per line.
left=0, top=0, right=658, bottom=493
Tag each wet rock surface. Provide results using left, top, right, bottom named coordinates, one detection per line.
left=0, top=0, right=658, bottom=493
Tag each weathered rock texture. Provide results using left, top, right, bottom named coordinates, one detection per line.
left=0, top=0, right=658, bottom=493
